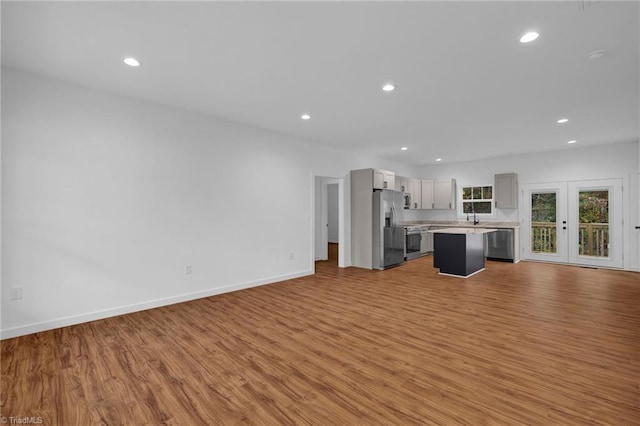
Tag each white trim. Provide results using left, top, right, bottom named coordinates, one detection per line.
left=0, top=269, right=313, bottom=340
left=438, top=268, right=486, bottom=279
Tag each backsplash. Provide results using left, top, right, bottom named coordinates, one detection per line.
left=403, top=207, right=520, bottom=223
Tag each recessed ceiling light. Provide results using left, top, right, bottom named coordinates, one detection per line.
left=557, top=118, right=569, bottom=124
left=401, top=147, right=408, bottom=151
left=123, top=57, right=141, bottom=67
left=567, top=140, right=577, bottom=144
left=587, top=50, right=606, bottom=60
left=435, top=158, right=442, bottom=162
left=520, top=32, right=539, bottom=43
left=301, top=113, right=311, bottom=120
left=382, top=83, right=396, bottom=92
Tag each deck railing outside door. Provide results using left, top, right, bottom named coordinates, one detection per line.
left=531, top=222, right=609, bottom=257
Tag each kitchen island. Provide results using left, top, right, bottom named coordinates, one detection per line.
left=430, top=228, right=497, bottom=278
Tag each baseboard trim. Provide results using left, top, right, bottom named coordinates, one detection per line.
left=0, top=269, right=313, bottom=340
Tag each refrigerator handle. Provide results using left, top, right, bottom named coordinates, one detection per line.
left=390, top=204, right=394, bottom=228
left=391, top=203, right=396, bottom=227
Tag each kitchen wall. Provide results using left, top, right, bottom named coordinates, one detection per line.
left=1, top=68, right=418, bottom=338
left=413, top=141, right=640, bottom=271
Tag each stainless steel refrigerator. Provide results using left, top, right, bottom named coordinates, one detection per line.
left=372, top=190, right=405, bottom=270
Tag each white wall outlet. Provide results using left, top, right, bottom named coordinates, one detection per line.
left=10, top=287, right=23, bottom=300
left=185, top=265, right=192, bottom=275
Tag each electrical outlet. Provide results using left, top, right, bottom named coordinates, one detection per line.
left=185, top=265, right=192, bottom=275
left=10, top=287, right=23, bottom=300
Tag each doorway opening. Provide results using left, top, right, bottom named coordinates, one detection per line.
left=314, top=176, right=345, bottom=268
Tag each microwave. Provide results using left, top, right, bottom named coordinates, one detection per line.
left=403, top=192, right=411, bottom=209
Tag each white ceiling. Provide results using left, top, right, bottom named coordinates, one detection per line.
left=2, top=1, right=638, bottom=166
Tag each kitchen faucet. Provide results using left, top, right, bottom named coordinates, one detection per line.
left=468, top=204, right=479, bottom=225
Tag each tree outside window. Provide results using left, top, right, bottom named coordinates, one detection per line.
left=462, top=185, right=493, bottom=214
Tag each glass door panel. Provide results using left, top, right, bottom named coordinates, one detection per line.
left=531, top=192, right=557, bottom=254
left=522, top=183, right=567, bottom=263
left=578, top=190, right=609, bottom=258
left=568, top=180, right=622, bottom=268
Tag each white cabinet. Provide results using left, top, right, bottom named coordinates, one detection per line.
left=395, top=176, right=409, bottom=193
left=420, top=179, right=456, bottom=209
left=420, top=180, right=434, bottom=209
left=373, top=169, right=395, bottom=190
left=397, top=176, right=421, bottom=209
left=495, top=173, right=518, bottom=209
left=434, top=179, right=456, bottom=209
left=407, top=178, right=421, bottom=209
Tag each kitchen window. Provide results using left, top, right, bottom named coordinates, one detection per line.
left=462, top=185, right=493, bottom=215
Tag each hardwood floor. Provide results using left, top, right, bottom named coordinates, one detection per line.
left=2, top=249, right=640, bottom=425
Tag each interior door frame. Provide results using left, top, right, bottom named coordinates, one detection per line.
left=313, top=175, right=345, bottom=267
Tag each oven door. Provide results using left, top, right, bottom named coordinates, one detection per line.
left=405, top=230, right=422, bottom=260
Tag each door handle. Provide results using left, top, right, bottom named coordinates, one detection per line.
left=636, top=226, right=640, bottom=230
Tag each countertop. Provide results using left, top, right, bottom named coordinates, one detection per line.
left=428, top=227, right=497, bottom=235
left=404, top=221, right=520, bottom=229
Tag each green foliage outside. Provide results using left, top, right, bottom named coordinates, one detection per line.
left=531, top=192, right=556, bottom=222
left=579, top=191, right=608, bottom=223
left=530, top=190, right=609, bottom=256
left=462, top=186, right=492, bottom=214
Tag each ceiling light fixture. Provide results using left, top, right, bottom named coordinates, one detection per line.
left=382, top=83, right=396, bottom=92
left=301, top=113, right=311, bottom=120
left=567, top=140, right=577, bottom=144
left=401, top=147, right=408, bottom=151
left=557, top=118, right=569, bottom=124
left=435, top=158, right=442, bottom=162
left=123, top=57, right=141, bottom=67
left=587, top=50, right=606, bottom=60
left=520, top=31, right=539, bottom=43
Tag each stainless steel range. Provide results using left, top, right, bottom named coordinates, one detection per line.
left=405, top=226, right=422, bottom=260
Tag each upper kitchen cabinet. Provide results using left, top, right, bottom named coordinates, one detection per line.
left=421, top=179, right=456, bottom=209
left=373, top=169, right=395, bottom=190
left=434, top=179, right=456, bottom=209
left=495, top=173, right=518, bottom=209
left=421, top=180, right=434, bottom=209
left=407, top=178, right=422, bottom=209
left=395, top=176, right=409, bottom=193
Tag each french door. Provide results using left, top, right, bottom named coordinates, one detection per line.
left=522, top=179, right=623, bottom=268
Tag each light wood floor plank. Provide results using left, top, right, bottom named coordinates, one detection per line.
left=2, top=246, right=639, bottom=424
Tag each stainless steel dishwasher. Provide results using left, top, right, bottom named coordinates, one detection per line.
left=484, top=229, right=515, bottom=262
left=420, top=226, right=431, bottom=255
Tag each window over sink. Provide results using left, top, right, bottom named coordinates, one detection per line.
left=461, top=185, right=493, bottom=215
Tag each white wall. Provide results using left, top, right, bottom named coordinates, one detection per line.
left=414, top=142, right=640, bottom=271
left=327, top=183, right=339, bottom=243
left=1, top=68, right=417, bottom=338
